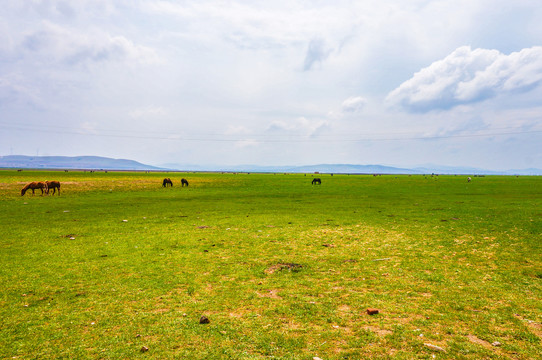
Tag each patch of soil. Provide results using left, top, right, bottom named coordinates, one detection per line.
left=467, top=335, right=492, bottom=349
left=514, top=314, right=542, bottom=338
left=337, top=304, right=351, bottom=313
left=256, top=289, right=282, bottom=299
left=364, top=326, right=393, bottom=336
left=228, top=312, right=245, bottom=318
left=264, top=263, right=303, bottom=274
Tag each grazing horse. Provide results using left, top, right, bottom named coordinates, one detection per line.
left=21, top=181, right=48, bottom=196
left=162, top=178, right=173, bottom=187
left=312, top=178, right=321, bottom=185
left=46, top=180, right=61, bottom=195
left=467, top=177, right=471, bottom=183
left=181, top=178, right=189, bottom=187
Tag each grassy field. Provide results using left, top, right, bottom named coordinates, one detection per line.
left=0, top=170, right=540, bottom=359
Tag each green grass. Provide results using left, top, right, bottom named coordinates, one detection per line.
left=0, top=170, right=541, bottom=359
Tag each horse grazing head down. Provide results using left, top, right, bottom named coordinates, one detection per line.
left=163, top=178, right=173, bottom=187
left=312, top=178, right=321, bottom=185
left=21, top=181, right=48, bottom=196
left=21, top=183, right=31, bottom=196
left=46, top=180, right=61, bottom=195
left=181, top=178, right=189, bottom=187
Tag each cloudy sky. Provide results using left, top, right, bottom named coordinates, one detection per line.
left=1, top=0, right=541, bottom=170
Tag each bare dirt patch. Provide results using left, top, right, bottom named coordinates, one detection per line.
left=337, top=304, right=352, bottom=314
left=264, top=263, right=303, bottom=274
left=256, top=289, right=282, bottom=299
left=151, top=308, right=170, bottom=314
left=467, top=334, right=492, bottom=349
left=228, top=312, right=245, bottom=318
left=514, top=314, right=542, bottom=339
left=363, top=326, right=393, bottom=336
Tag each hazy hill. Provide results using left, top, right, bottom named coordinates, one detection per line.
left=284, top=164, right=420, bottom=174
left=0, top=155, right=163, bottom=170
left=161, top=162, right=541, bottom=175
left=158, top=163, right=418, bottom=174
left=1, top=155, right=540, bottom=175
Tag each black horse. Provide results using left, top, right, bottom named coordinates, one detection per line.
left=162, top=178, right=173, bottom=187
left=312, top=178, right=321, bottom=185
left=181, top=178, right=189, bottom=187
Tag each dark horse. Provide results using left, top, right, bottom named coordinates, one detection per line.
left=181, top=178, right=189, bottom=187
left=163, top=178, right=173, bottom=187
left=312, top=178, right=321, bottom=185
left=46, top=180, right=61, bottom=195
left=21, top=181, right=48, bottom=196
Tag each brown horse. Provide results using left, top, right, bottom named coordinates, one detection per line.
left=21, top=181, right=48, bottom=196
left=162, top=178, right=173, bottom=187
left=46, top=180, right=61, bottom=195
left=181, top=178, right=189, bottom=187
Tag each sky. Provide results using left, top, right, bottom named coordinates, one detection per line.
left=1, top=0, right=541, bottom=170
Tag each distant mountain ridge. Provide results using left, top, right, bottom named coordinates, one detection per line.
left=161, top=162, right=541, bottom=175
left=0, top=155, right=163, bottom=170
left=1, top=155, right=540, bottom=175
left=158, top=163, right=418, bottom=174
left=199, top=163, right=421, bottom=174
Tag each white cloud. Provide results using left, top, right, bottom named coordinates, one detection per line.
left=267, top=117, right=330, bottom=138
left=21, top=22, right=159, bottom=66
left=458, top=47, right=542, bottom=98
left=142, top=1, right=361, bottom=53
left=386, top=46, right=542, bottom=112
left=341, top=96, right=367, bottom=113
left=0, top=76, right=39, bottom=106
left=225, top=125, right=251, bottom=135
left=303, top=38, right=332, bottom=71
left=234, top=139, right=259, bottom=148
left=79, top=121, right=99, bottom=134
left=129, top=106, right=168, bottom=119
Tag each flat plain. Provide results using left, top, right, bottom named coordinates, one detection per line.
left=0, top=170, right=540, bottom=359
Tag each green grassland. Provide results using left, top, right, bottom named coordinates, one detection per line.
left=0, top=170, right=540, bottom=359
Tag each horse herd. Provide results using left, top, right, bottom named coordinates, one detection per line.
left=21, top=180, right=61, bottom=196
left=162, top=178, right=189, bottom=187
left=20, top=176, right=324, bottom=196
left=20, top=178, right=190, bottom=196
